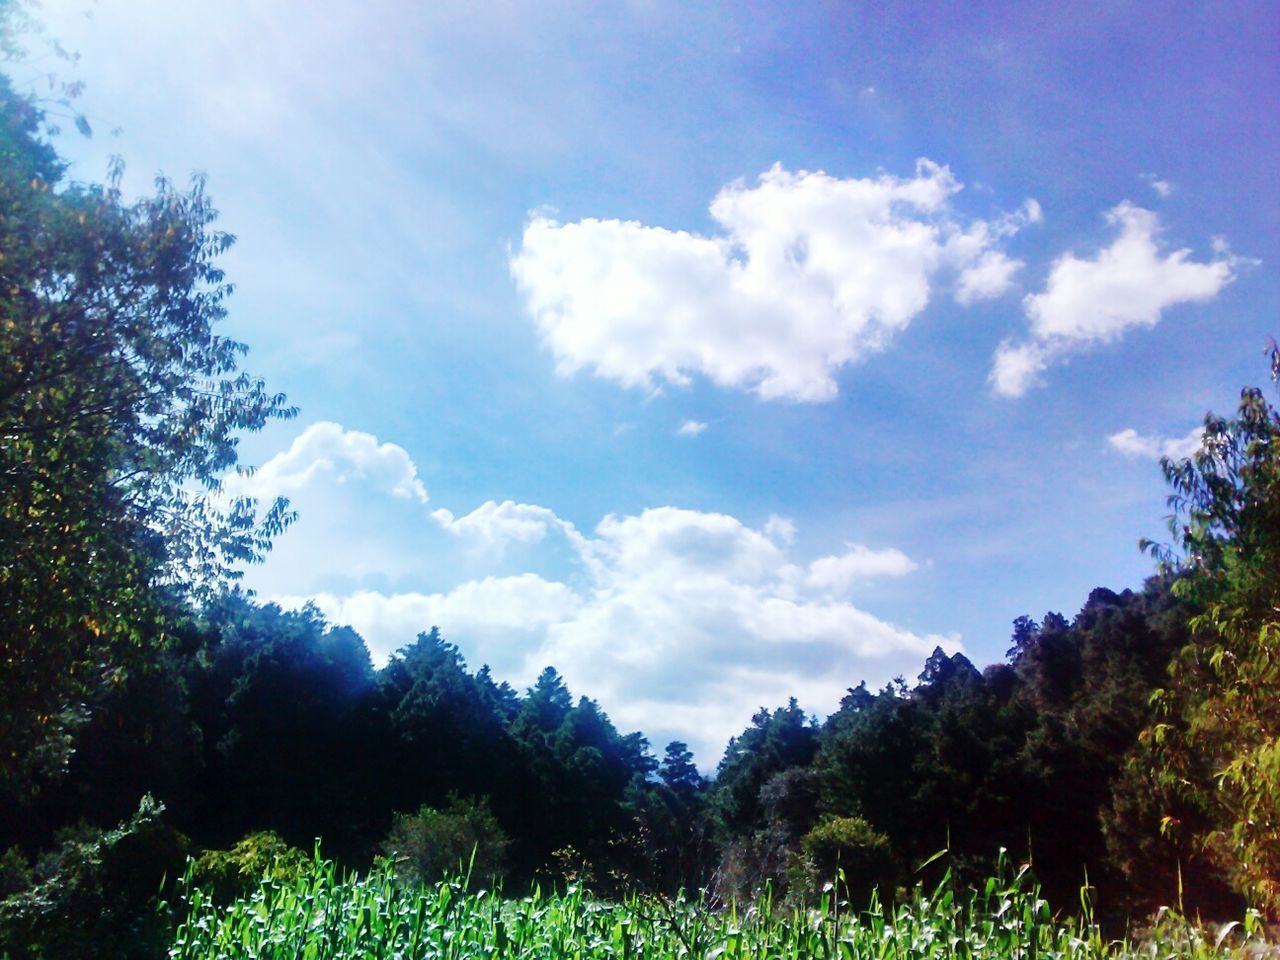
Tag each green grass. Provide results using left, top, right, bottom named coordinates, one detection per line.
left=165, top=853, right=1267, bottom=960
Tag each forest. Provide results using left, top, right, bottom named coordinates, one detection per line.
left=2, top=8, right=1278, bottom=960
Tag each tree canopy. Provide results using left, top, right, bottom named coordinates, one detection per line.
left=0, top=67, right=294, bottom=794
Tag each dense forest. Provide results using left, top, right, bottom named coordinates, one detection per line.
left=1, top=9, right=1278, bottom=959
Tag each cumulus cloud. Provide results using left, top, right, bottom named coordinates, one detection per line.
left=274, top=503, right=952, bottom=764
left=226, top=421, right=428, bottom=503
left=512, top=161, right=1036, bottom=402
left=806, top=544, right=918, bottom=592
left=956, top=251, right=1023, bottom=305
left=534, top=508, right=953, bottom=761
left=278, top=575, right=584, bottom=669
left=677, top=420, right=708, bottom=437
left=991, top=203, right=1240, bottom=397
left=1108, top=425, right=1204, bottom=460
left=432, top=500, right=584, bottom=556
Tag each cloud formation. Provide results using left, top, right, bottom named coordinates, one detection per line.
left=227, top=421, right=428, bottom=503
left=1142, top=173, right=1173, bottom=198
left=432, top=500, right=580, bottom=555
left=531, top=508, right=947, bottom=762
left=1108, top=425, right=1204, bottom=460
left=678, top=420, right=708, bottom=437
left=240, top=423, right=954, bottom=765
left=991, top=203, right=1239, bottom=397
left=512, top=162, right=1035, bottom=402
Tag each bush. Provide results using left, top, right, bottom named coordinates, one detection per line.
left=188, top=831, right=311, bottom=905
left=381, top=794, right=508, bottom=887
left=0, top=795, right=190, bottom=960
left=796, top=816, right=899, bottom=910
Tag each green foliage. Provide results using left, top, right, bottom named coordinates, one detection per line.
left=710, top=699, right=818, bottom=839
left=1136, top=352, right=1280, bottom=917
left=165, top=850, right=1268, bottom=960
left=382, top=794, right=509, bottom=888
left=795, top=816, right=898, bottom=911
left=0, top=846, right=31, bottom=900
left=0, top=795, right=189, bottom=960
left=179, top=596, right=378, bottom=860
left=0, top=68, right=294, bottom=795
left=188, top=831, right=310, bottom=905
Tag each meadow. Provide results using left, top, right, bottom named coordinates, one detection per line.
left=165, top=853, right=1266, bottom=960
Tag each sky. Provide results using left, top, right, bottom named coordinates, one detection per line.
left=25, top=0, right=1280, bottom=767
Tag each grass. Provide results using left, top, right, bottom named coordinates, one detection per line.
left=165, top=852, right=1269, bottom=960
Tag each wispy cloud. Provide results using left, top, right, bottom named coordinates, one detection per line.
left=1142, top=173, right=1173, bottom=198
left=677, top=420, right=708, bottom=437
left=513, top=162, right=1036, bottom=403
left=991, top=203, right=1240, bottom=397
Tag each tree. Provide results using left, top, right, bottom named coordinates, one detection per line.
left=0, top=68, right=294, bottom=795
left=1138, top=349, right=1280, bottom=917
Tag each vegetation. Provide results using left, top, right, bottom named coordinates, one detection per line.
left=0, top=33, right=294, bottom=796
left=1134, top=350, right=1280, bottom=917
left=164, top=853, right=1266, bottom=960
left=1, top=6, right=1278, bottom=958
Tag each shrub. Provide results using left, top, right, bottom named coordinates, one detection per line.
left=796, top=815, right=899, bottom=910
left=0, top=795, right=189, bottom=960
left=188, top=831, right=311, bottom=905
left=381, top=794, right=508, bottom=888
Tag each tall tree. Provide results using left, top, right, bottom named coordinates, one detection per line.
left=0, top=66, right=294, bottom=795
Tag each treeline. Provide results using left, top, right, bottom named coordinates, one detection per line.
left=0, top=572, right=1250, bottom=938
left=2, top=594, right=708, bottom=891
left=705, top=582, right=1239, bottom=921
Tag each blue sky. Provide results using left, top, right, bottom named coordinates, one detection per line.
left=30, top=0, right=1279, bottom=766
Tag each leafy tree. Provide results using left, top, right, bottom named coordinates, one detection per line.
left=1137, top=352, right=1280, bottom=917
left=711, top=699, right=818, bottom=838
left=659, top=741, right=704, bottom=803
left=0, top=65, right=294, bottom=794
left=644, top=741, right=713, bottom=892
left=0, top=795, right=189, bottom=960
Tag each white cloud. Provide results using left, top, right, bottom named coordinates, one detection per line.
left=989, top=339, right=1050, bottom=398
left=512, top=161, right=1037, bottom=402
left=535, top=508, right=952, bottom=762
left=956, top=250, right=1023, bottom=305
left=763, top=514, right=797, bottom=546
left=806, top=544, right=918, bottom=592
left=226, top=421, right=428, bottom=503
left=1142, top=173, right=1173, bottom=198
left=1108, top=425, right=1204, bottom=461
left=432, top=500, right=584, bottom=555
left=991, top=203, right=1239, bottom=397
left=238, top=423, right=955, bottom=765
left=273, top=503, right=951, bottom=765
left=276, top=575, right=583, bottom=669
left=677, top=420, right=708, bottom=437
